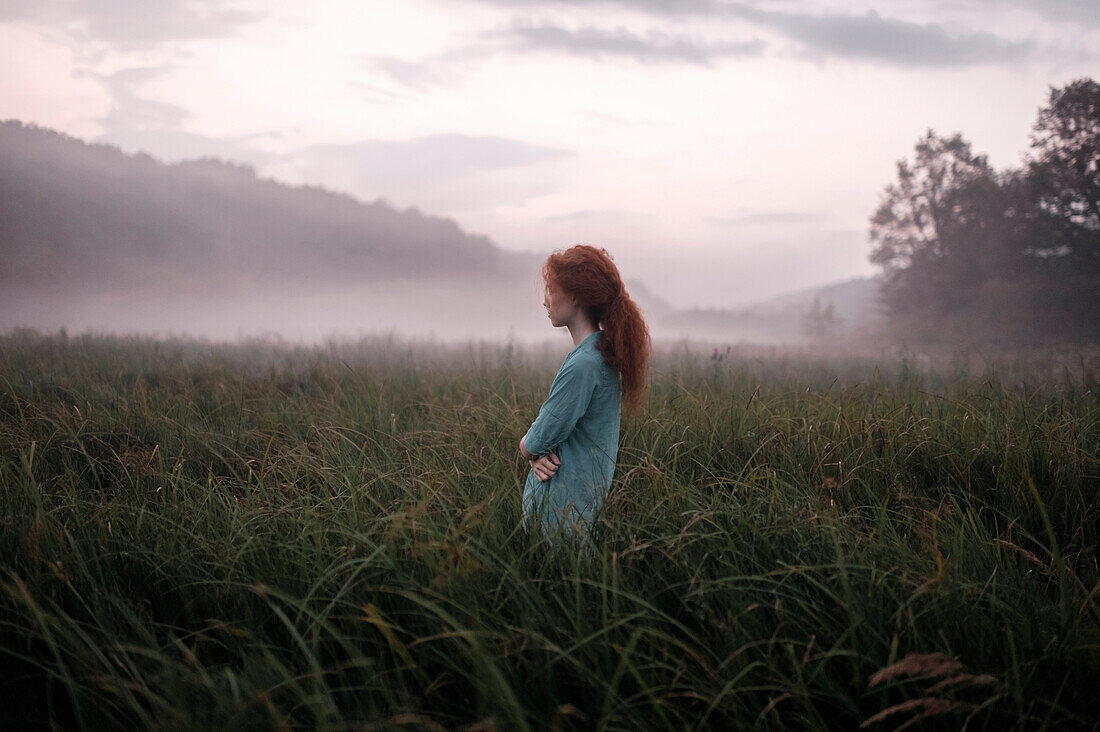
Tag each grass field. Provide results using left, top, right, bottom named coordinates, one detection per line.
left=1, top=329, right=1097, bottom=730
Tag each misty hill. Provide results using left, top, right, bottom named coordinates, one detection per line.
left=738, top=275, right=884, bottom=333
left=0, top=119, right=880, bottom=344
left=0, top=120, right=518, bottom=294
left=0, top=121, right=680, bottom=341
left=658, top=276, right=884, bottom=343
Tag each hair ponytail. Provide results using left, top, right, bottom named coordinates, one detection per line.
left=541, top=245, right=651, bottom=414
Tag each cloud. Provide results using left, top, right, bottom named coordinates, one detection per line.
left=360, top=3, right=1059, bottom=95
left=97, top=66, right=191, bottom=129
left=1011, top=0, right=1100, bottom=25
left=721, top=5, right=1037, bottom=67
left=0, top=0, right=40, bottom=21
left=89, top=66, right=276, bottom=167
left=471, top=0, right=716, bottom=13
left=488, top=21, right=766, bottom=65
left=545, top=209, right=597, bottom=222
left=83, top=70, right=573, bottom=213
left=366, top=22, right=762, bottom=91
left=299, top=134, right=571, bottom=186
left=2, top=0, right=266, bottom=51
left=467, top=1, right=1042, bottom=67
left=365, top=47, right=494, bottom=91
left=283, top=134, right=574, bottom=211
left=709, top=211, right=828, bottom=226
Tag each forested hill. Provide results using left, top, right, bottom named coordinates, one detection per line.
left=0, top=119, right=873, bottom=344
left=0, top=120, right=520, bottom=294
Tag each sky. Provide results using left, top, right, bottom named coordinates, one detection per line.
left=1, top=0, right=1097, bottom=309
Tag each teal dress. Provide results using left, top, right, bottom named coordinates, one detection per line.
left=523, top=330, right=622, bottom=531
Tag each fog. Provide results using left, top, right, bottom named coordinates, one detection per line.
left=3, top=0, right=1096, bottom=354
left=2, top=120, right=881, bottom=349
left=3, top=277, right=557, bottom=346
left=1, top=273, right=860, bottom=348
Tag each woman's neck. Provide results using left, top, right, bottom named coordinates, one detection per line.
left=567, top=317, right=598, bottom=347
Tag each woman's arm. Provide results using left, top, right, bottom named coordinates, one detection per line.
left=519, top=435, right=535, bottom=461
left=523, top=357, right=598, bottom=457
left=520, top=436, right=560, bottom=482
left=521, top=358, right=596, bottom=484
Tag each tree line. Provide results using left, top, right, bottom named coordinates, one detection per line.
left=0, top=121, right=510, bottom=295
left=868, top=78, right=1099, bottom=347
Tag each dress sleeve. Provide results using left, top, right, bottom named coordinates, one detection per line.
left=523, top=356, right=598, bottom=456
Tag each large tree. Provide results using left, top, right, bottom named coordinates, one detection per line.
left=867, top=79, right=1100, bottom=347
left=868, top=130, right=1008, bottom=316
left=1025, top=78, right=1100, bottom=273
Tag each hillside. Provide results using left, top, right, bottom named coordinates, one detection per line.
left=0, top=119, right=883, bottom=344
left=659, top=276, right=884, bottom=343
left=0, top=120, right=514, bottom=294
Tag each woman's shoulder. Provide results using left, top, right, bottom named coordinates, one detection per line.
left=571, top=336, right=616, bottom=376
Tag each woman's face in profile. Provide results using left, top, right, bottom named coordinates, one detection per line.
left=543, top=282, right=577, bottom=328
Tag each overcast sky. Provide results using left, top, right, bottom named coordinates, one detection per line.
left=2, top=0, right=1097, bottom=308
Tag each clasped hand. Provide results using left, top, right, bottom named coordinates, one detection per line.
left=529, top=452, right=560, bottom=482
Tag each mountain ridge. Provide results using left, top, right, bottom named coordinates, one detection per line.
left=0, top=119, right=880, bottom=343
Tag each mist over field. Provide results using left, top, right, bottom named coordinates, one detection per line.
left=5, top=71, right=1097, bottom=352
left=0, top=273, right=883, bottom=347
left=2, top=272, right=570, bottom=345
left=0, top=121, right=885, bottom=347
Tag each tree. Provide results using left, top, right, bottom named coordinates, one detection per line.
left=800, top=296, right=844, bottom=342
left=1025, top=78, right=1100, bottom=273
left=866, top=80, right=1100, bottom=347
left=868, top=130, right=1008, bottom=315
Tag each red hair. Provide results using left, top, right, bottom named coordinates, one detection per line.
left=541, top=244, right=651, bottom=414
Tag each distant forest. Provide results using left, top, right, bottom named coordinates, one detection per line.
left=0, top=121, right=516, bottom=294
left=868, top=78, right=1099, bottom=347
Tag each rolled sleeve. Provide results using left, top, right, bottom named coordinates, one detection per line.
left=523, top=357, right=598, bottom=456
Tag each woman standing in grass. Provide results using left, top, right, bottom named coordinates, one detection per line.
left=519, top=245, right=650, bottom=534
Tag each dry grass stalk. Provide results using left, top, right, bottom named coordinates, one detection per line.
left=859, top=697, right=971, bottom=730
left=925, top=673, right=1002, bottom=694
left=868, top=652, right=963, bottom=687
left=993, top=538, right=1053, bottom=575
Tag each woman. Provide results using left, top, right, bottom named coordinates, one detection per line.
left=518, top=244, right=650, bottom=533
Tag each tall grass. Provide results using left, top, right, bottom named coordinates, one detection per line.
left=1, top=329, right=1097, bottom=730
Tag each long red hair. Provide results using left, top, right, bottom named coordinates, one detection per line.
left=541, top=245, right=651, bottom=414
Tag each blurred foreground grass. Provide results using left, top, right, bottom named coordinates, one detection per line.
left=1, top=329, right=1097, bottom=730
